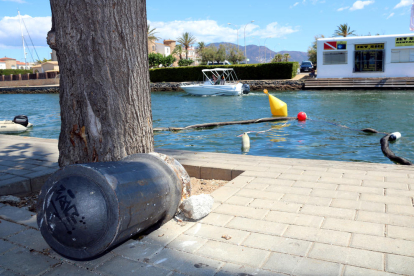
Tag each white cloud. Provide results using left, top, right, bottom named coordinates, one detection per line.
left=0, top=15, right=51, bottom=47
left=387, top=12, right=395, bottom=19
left=337, top=6, right=350, bottom=11
left=349, top=0, right=375, bottom=11
left=394, top=0, right=411, bottom=9
left=149, top=20, right=298, bottom=44
left=292, top=2, right=300, bottom=7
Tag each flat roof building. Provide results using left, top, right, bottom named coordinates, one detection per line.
left=317, top=34, right=414, bottom=78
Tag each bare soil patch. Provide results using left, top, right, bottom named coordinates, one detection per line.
left=190, top=177, right=228, bottom=195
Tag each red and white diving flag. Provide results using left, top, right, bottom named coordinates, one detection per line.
left=324, top=41, right=337, bottom=50
left=411, top=1, right=414, bottom=31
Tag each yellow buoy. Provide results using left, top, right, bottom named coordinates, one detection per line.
left=263, top=89, right=288, bottom=116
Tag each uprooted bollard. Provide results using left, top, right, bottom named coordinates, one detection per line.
left=37, top=153, right=191, bottom=260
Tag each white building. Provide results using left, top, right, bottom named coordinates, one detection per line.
left=155, top=43, right=171, bottom=56
left=317, top=34, right=414, bottom=78
left=0, top=62, right=5, bottom=69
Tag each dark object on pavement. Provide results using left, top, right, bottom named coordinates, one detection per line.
left=37, top=153, right=185, bottom=260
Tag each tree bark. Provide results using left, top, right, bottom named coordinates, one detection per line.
left=49, top=0, right=153, bottom=167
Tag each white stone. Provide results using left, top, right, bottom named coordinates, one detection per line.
left=0, top=195, right=21, bottom=204
left=180, top=194, right=214, bottom=220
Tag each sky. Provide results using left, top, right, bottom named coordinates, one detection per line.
left=0, top=0, right=413, bottom=62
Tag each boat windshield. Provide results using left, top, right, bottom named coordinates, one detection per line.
left=202, top=69, right=239, bottom=85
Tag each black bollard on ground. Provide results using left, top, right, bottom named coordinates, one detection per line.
left=37, top=153, right=190, bottom=260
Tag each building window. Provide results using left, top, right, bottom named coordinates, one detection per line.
left=152, top=46, right=155, bottom=51
left=391, top=48, right=414, bottom=63
left=323, top=51, right=348, bottom=65
left=354, top=50, right=384, bottom=72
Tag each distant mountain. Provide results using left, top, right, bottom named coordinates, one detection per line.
left=207, top=42, right=308, bottom=64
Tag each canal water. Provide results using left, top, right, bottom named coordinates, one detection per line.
left=1, top=90, right=413, bottom=164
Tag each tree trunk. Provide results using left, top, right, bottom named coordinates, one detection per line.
left=48, top=0, right=153, bottom=167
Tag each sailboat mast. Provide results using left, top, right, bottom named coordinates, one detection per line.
left=18, top=10, right=27, bottom=68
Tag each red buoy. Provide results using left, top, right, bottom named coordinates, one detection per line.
left=297, top=112, right=307, bottom=121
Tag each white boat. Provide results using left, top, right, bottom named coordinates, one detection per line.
left=180, top=68, right=250, bottom=96
left=0, top=115, right=33, bottom=134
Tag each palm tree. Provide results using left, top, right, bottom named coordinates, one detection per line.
left=147, top=24, right=160, bottom=45
left=196, top=42, right=205, bottom=55
left=172, top=44, right=184, bottom=60
left=272, top=53, right=283, bottom=62
left=334, top=24, right=356, bottom=37
left=177, top=32, right=197, bottom=59
left=283, top=53, right=291, bottom=62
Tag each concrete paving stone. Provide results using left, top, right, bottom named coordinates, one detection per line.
left=244, top=232, right=311, bottom=256
left=0, top=247, right=60, bottom=276
left=112, top=239, right=164, bottom=261
left=385, top=188, right=414, bottom=198
left=293, top=181, right=338, bottom=190
left=338, top=185, right=384, bottom=195
left=243, top=182, right=269, bottom=191
left=249, top=199, right=302, bottom=213
left=211, top=202, right=221, bottom=211
left=387, top=225, right=414, bottom=242
left=0, top=268, right=21, bottom=276
left=185, top=223, right=250, bottom=245
left=310, top=189, right=359, bottom=200
left=0, top=239, right=16, bottom=255
left=7, top=228, right=50, bottom=252
left=225, top=217, right=287, bottom=236
left=283, top=225, right=351, bottom=247
left=327, top=168, right=367, bottom=175
left=151, top=248, right=223, bottom=276
left=318, top=177, right=362, bottom=186
left=215, top=263, right=286, bottom=276
left=385, top=176, right=414, bottom=184
left=0, top=173, right=15, bottom=181
left=7, top=163, right=39, bottom=171
left=210, top=187, right=240, bottom=203
left=224, top=176, right=254, bottom=188
left=3, top=168, right=36, bottom=177
left=25, top=168, right=58, bottom=192
left=0, top=176, right=31, bottom=196
left=199, top=213, right=234, bottom=227
left=96, top=255, right=172, bottom=276
left=263, top=252, right=342, bottom=276
left=330, top=199, right=385, bottom=213
left=280, top=169, right=304, bottom=175
left=387, top=204, right=414, bottom=216
left=235, top=189, right=284, bottom=201
left=204, top=162, right=236, bottom=170
left=386, top=254, right=414, bottom=276
left=281, top=194, right=332, bottom=206
left=265, top=210, right=324, bottom=228
left=166, top=234, right=208, bottom=254
left=141, top=219, right=195, bottom=247
left=323, top=217, right=385, bottom=236
left=42, top=263, right=99, bottom=276
left=224, top=196, right=253, bottom=206
left=234, top=166, right=270, bottom=172
left=57, top=252, right=116, bottom=270
left=277, top=173, right=320, bottom=182
left=0, top=206, right=37, bottom=228
left=258, top=163, right=292, bottom=171
left=363, top=180, right=408, bottom=190
left=301, top=171, right=343, bottom=178
left=265, top=185, right=312, bottom=196
left=241, top=171, right=281, bottom=179
left=360, top=194, right=412, bottom=205
left=309, top=242, right=383, bottom=270
left=200, top=167, right=232, bottom=181
left=300, top=205, right=356, bottom=220
left=291, top=165, right=328, bottom=172
left=343, top=173, right=385, bottom=182
left=196, top=240, right=270, bottom=267
left=351, top=233, right=414, bottom=257
left=358, top=210, right=414, bottom=228
left=213, top=204, right=269, bottom=220
left=343, top=265, right=396, bottom=276
left=23, top=159, right=59, bottom=167
left=0, top=218, right=27, bottom=238
left=250, top=177, right=293, bottom=186
left=366, top=171, right=409, bottom=178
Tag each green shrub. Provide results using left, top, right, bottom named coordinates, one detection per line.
left=0, top=69, right=32, bottom=76
left=149, top=62, right=299, bottom=82
left=178, top=59, right=194, bottom=67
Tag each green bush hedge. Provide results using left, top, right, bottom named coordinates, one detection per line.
left=0, top=69, right=32, bottom=76
left=149, top=62, right=299, bottom=82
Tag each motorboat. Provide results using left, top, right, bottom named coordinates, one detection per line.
left=180, top=68, right=250, bottom=96
left=0, top=115, right=33, bottom=134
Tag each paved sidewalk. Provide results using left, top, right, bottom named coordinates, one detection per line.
left=1, top=135, right=414, bottom=275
